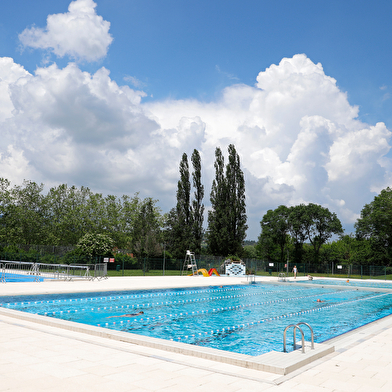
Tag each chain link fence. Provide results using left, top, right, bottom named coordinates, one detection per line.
left=1, top=249, right=391, bottom=280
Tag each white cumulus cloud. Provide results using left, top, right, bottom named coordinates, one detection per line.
left=145, top=54, right=392, bottom=237
left=19, top=0, right=112, bottom=62
left=0, top=51, right=391, bottom=239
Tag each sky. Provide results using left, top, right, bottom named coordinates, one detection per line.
left=1, top=0, right=392, bottom=241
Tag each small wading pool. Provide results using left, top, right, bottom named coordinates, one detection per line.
left=0, top=273, right=44, bottom=282
left=2, top=282, right=392, bottom=356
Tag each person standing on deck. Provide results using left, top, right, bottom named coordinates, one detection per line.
left=292, top=265, right=297, bottom=279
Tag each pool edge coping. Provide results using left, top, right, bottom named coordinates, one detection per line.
left=0, top=306, right=334, bottom=375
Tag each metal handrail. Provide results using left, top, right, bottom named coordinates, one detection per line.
left=0, top=263, right=4, bottom=283
left=296, top=322, right=314, bottom=349
left=283, top=323, right=314, bottom=354
left=278, top=273, right=286, bottom=282
left=246, top=274, right=256, bottom=283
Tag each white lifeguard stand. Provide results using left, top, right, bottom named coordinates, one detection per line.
left=181, top=250, right=197, bottom=276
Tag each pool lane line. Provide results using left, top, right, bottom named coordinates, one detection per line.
left=1, top=286, right=322, bottom=309
left=174, top=291, right=392, bottom=343
left=11, top=287, right=336, bottom=319
left=1, top=286, right=245, bottom=306
left=97, top=290, right=349, bottom=328
left=4, top=281, right=333, bottom=307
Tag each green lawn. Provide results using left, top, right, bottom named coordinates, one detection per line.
left=107, top=269, right=183, bottom=277
left=106, top=269, right=392, bottom=280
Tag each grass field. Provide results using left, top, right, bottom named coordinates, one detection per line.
left=107, top=269, right=183, bottom=277
left=106, top=269, right=392, bottom=280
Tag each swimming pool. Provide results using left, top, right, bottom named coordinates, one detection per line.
left=0, top=272, right=44, bottom=282
left=2, top=282, right=392, bottom=357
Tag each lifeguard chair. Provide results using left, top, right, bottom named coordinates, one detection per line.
left=181, top=250, right=197, bottom=276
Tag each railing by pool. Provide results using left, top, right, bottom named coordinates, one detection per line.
left=0, top=261, right=107, bottom=283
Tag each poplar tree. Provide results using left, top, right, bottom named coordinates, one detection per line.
left=207, top=145, right=247, bottom=256
left=165, top=153, right=192, bottom=259
left=207, top=147, right=227, bottom=255
left=191, top=149, right=204, bottom=254
left=225, top=144, right=247, bottom=255
left=177, top=153, right=191, bottom=231
left=165, top=151, right=205, bottom=258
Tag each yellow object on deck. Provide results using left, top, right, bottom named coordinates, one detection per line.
left=188, top=268, right=220, bottom=277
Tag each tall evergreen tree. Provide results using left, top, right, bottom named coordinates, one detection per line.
left=164, top=153, right=192, bottom=259
left=165, top=150, right=205, bottom=258
left=207, top=145, right=247, bottom=256
left=226, top=144, right=247, bottom=255
left=207, top=147, right=228, bottom=255
left=177, top=153, right=191, bottom=229
left=191, top=149, right=204, bottom=254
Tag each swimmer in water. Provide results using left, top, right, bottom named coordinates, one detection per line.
left=107, top=311, right=144, bottom=318
left=316, top=299, right=325, bottom=303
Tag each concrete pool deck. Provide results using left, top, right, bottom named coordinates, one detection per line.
left=1, top=275, right=392, bottom=391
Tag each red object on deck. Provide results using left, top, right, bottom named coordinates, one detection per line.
left=208, top=268, right=220, bottom=276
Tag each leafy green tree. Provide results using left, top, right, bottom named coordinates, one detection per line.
left=163, top=208, right=181, bottom=259
left=118, top=193, right=142, bottom=249
left=349, top=237, right=373, bottom=265
left=355, top=187, right=392, bottom=264
left=0, top=177, right=166, bottom=256
left=76, top=232, right=114, bottom=260
left=242, top=244, right=258, bottom=259
left=256, top=229, right=279, bottom=262
left=258, top=205, right=290, bottom=263
left=288, top=204, right=309, bottom=264
left=0, top=178, right=12, bottom=243
left=191, top=149, right=204, bottom=254
left=7, top=180, right=47, bottom=246
left=46, top=184, right=90, bottom=245
left=302, top=203, right=344, bottom=264
left=133, top=198, right=162, bottom=265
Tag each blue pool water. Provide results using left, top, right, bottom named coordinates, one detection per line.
left=1, top=273, right=44, bottom=282
left=1, top=283, right=392, bottom=356
left=292, top=278, right=392, bottom=290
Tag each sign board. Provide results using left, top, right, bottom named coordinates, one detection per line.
left=103, top=258, right=109, bottom=263
left=337, top=265, right=342, bottom=269
left=109, top=258, right=115, bottom=263
left=225, top=263, right=246, bottom=277
left=269, top=263, right=274, bottom=267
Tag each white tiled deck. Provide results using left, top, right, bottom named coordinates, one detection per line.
left=1, top=276, right=392, bottom=391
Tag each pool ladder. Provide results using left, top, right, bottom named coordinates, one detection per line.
left=283, top=322, right=314, bottom=354
left=278, top=273, right=286, bottom=282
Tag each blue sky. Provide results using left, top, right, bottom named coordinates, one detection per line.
left=0, top=0, right=392, bottom=240
left=3, top=1, right=392, bottom=117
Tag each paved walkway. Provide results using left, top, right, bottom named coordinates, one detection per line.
left=1, top=276, right=392, bottom=391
